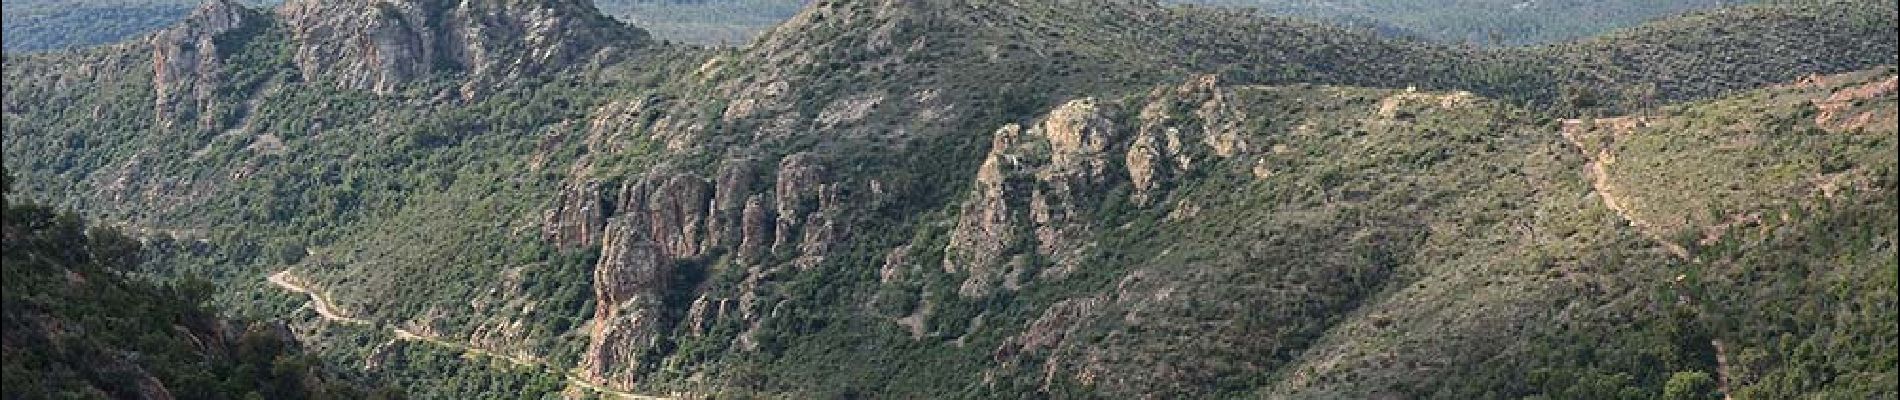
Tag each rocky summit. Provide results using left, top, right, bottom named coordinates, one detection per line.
left=3, top=0, right=1896, bottom=399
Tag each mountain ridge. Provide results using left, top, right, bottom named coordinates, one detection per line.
left=2, top=0, right=1895, bottom=398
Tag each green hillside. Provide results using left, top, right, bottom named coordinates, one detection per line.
left=1, top=173, right=396, bottom=399
left=1, top=0, right=1894, bottom=398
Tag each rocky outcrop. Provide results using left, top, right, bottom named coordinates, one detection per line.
left=1125, top=75, right=1249, bottom=204
left=993, top=296, right=1106, bottom=391
left=581, top=219, right=672, bottom=390
left=620, top=173, right=711, bottom=258
left=571, top=152, right=853, bottom=389
left=276, top=0, right=648, bottom=95
left=736, top=195, right=775, bottom=263
left=943, top=123, right=1030, bottom=296
left=543, top=180, right=611, bottom=248
left=151, top=0, right=263, bottom=131
left=944, top=99, right=1120, bottom=298
left=772, top=153, right=828, bottom=252
left=682, top=294, right=732, bottom=337
left=705, top=159, right=758, bottom=251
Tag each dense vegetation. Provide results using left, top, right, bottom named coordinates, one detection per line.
left=0, top=172, right=395, bottom=399
left=1, top=0, right=1894, bottom=398
left=1, top=1, right=194, bottom=52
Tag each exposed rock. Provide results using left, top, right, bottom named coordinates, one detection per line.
left=773, top=152, right=828, bottom=252
left=543, top=180, right=611, bottom=248
left=581, top=219, right=673, bottom=390
left=130, top=368, right=178, bottom=400
left=705, top=159, right=758, bottom=251
left=790, top=209, right=842, bottom=270
left=1376, top=88, right=1478, bottom=120
left=583, top=97, right=666, bottom=156
left=737, top=195, right=775, bottom=263
left=276, top=0, right=648, bottom=95
left=1125, top=127, right=1167, bottom=204
left=151, top=0, right=263, bottom=131
left=1040, top=99, right=1117, bottom=178
left=944, top=124, right=1029, bottom=297
left=816, top=91, right=886, bottom=129
left=683, top=294, right=730, bottom=337
left=618, top=173, right=710, bottom=259
left=276, top=0, right=433, bottom=94
left=464, top=265, right=554, bottom=363
left=1125, top=75, right=1247, bottom=204
left=880, top=244, right=914, bottom=284
left=993, top=296, right=1105, bottom=390
left=1814, top=74, right=1898, bottom=132
left=944, top=99, right=1123, bottom=297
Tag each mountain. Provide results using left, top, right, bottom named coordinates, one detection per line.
left=0, top=0, right=1758, bottom=52
left=0, top=0, right=785, bottom=52
left=1176, top=0, right=1752, bottom=45
left=2, top=0, right=202, bottom=52
left=2, top=0, right=1895, bottom=398
left=598, top=0, right=809, bottom=45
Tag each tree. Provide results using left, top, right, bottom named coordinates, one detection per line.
left=1662, top=371, right=1720, bottom=400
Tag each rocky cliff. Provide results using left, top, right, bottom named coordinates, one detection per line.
left=150, top=0, right=264, bottom=131
left=277, top=0, right=648, bottom=95
left=552, top=151, right=856, bottom=388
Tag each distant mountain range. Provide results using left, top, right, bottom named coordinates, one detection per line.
left=3, top=0, right=1751, bottom=51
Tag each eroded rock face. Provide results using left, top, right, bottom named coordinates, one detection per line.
left=993, top=296, right=1106, bottom=391
left=737, top=195, right=775, bottom=263
left=1041, top=99, right=1118, bottom=178
left=1125, top=75, right=1245, bottom=204
left=276, top=0, right=647, bottom=95
left=618, top=173, right=711, bottom=258
left=944, top=99, right=1121, bottom=298
left=543, top=180, right=611, bottom=248
left=569, top=152, right=856, bottom=389
left=944, top=123, right=1030, bottom=297
left=581, top=219, right=672, bottom=390
left=277, top=0, right=432, bottom=94
left=705, top=159, right=758, bottom=251
left=773, top=152, right=828, bottom=252
left=151, top=0, right=262, bottom=131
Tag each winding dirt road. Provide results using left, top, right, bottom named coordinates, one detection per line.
left=267, top=270, right=668, bottom=399
left=268, top=271, right=369, bottom=325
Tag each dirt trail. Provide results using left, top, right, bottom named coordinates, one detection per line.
left=1564, top=122, right=1733, bottom=399
left=269, top=271, right=370, bottom=325
left=1559, top=123, right=1692, bottom=259
left=392, top=327, right=542, bottom=369
left=1713, top=339, right=1734, bottom=400
left=267, top=270, right=668, bottom=399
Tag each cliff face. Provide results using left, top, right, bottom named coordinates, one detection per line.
left=553, top=151, right=853, bottom=388
left=581, top=219, right=673, bottom=390
left=150, top=0, right=264, bottom=131
left=942, top=99, right=1120, bottom=298
left=276, top=0, right=648, bottom=95
left=941, top=77, right=1262, bottom=299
